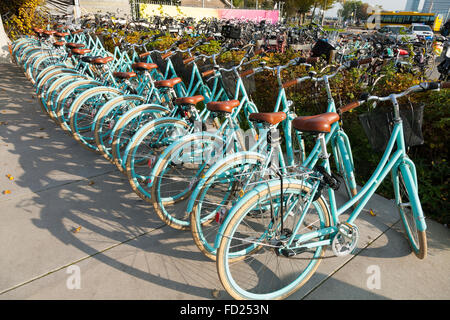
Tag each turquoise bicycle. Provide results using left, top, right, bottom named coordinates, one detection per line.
left=214, top=81, right=448, bottom=300
left=122, top=49, right=259, bottom=208
left=187, top=58, right=365, bottom=261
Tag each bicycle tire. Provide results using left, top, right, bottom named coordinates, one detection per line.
left=54, top=79, right=101, bottom=131
left=68, top=86, right=122, bottom=152
left=93, top=95, right=145, bottom=162
left=150, top=133, right=228, bottom=230
left=392, top=162, right=427, bottom=259
left=190, top=152, right=266, bottom=260
left=216, top=179, right=330, bottom=300
left=110, top=104, right=169, bottom=172
left=124, top=118, right=191, bottom=204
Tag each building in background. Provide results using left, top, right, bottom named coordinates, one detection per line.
left=422, top=0, right=450, bottom=21
left=405, top=0, right=420, bottom=12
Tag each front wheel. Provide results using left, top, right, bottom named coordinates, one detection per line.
left=124, top=118, right=191, bottom=204
left=216, top=180, right=331, bottom=300
left=392, top=162, right=427, bottom=259
left=190, top=153, right=266, bottom=261
left=150, top=134, right=224, bottom=230
left=68, top=86, right=122, bottom=152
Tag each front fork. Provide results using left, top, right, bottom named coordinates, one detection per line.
left=391, top=156, right=426, bottom=231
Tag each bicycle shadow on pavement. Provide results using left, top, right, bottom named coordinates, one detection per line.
left=0, top=62, right=222, bottom=299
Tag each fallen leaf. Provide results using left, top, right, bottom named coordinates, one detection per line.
left=211, top=289, right=220, bottom=299
left=6, top=174, right=14, bottom=180
left=3, top=190, right=11, bottom=195
left=73, top=226, right=82, bottom=233
left=39, top=127, right=45, bottom=130
left=88, top=180, right=95, bottom=185
left=369, top=209, right=376, bottom=216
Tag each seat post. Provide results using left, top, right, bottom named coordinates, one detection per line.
left=318, top=133, right=329, bottom=159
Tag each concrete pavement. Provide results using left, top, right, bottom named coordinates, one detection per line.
left=0, top=62, right=448, bottom=300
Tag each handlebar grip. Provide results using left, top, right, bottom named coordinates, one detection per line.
left=161, top=52, right=174, bottom=60
left=282, top=79, right=298, bottom=89
left=426, top=82, right=440, bottom=90
left=358, top=57, right=373, bottom=65
left=254, top=48, right=265, bottom=56
left=139, top=52, right=151, bottom=58
left=441, top=82, right=450, bottom=89
left=183, top=57, right=195, bottom=65
left=360, top=92, right=370, bottom=101
left=306, top=57, right=319, bottom=64
left=339, top=101, right=361, bottom=113
left=349, top=58, right=373, bottom=68
left=201, top=69, right=215, bottom=78
left=240, top=69, right=254, bottom=77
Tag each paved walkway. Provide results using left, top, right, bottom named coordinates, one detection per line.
left=0, top=62, right=448, bottom=300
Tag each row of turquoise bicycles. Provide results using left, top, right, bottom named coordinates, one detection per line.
left=11, top=25, right=449, bottom=300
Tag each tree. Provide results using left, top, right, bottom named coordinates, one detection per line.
left=338, top=0, right=371, bottom=22
left=0, top=0, right=46, bottom=39
left=279, top=0, right=315, bottom=19
left=318, top=0, right=338, bottom=25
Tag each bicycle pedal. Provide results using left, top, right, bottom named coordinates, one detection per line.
left=331, top=223, right=359, bottom=257
left=277, top=246, right=308, bottom=257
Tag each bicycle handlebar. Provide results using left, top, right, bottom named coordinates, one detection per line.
left=243, top=58, right=312, bottom=80
left=348, top=57, right=373, bottom=68
left=282, top=57, right=373, bottom=89
left=339, top=82, right=448, bottom=113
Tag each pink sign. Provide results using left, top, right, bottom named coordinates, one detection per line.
left=219, top=9, right=279, bottom=24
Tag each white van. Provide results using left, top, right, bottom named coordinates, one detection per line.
left=410, top=24, right=434, bottom=40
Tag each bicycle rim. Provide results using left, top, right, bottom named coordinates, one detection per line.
left=393, top=165, right=427, bottom=259
left=217, top=181, right=330, bottom=300
left=191, top=154, right=266, bottom=261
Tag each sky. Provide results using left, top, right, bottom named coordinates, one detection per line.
left=325, top=0, right=425, bottom=17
